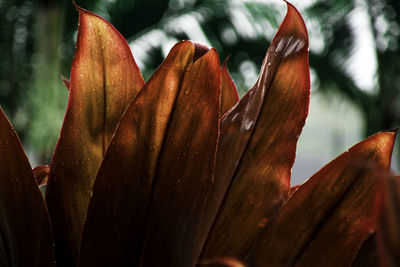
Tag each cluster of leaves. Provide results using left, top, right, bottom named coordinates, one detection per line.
left=0, top=2, right=399, bottom=266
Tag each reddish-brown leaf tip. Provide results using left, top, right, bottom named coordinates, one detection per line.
left=246, top=131, right=395, bottom=267
left=201, top=1, right=309, bottom=260
left=33, top=165, right=50, bottom=185
left=46, top=6, right=144, bottom=265
left=79, top=40, right=221, bottom=267
left=194, top=42, right=210, bottom=62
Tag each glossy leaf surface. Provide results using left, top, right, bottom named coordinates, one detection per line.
left=246, top=131, right=395, bottom=267
left=202, top=3, right=310, bottom=260
left=220, top=58, right=239, bottom=116
left=378, top=175, right=400, bottom=267
left=45, top=6, right=144, bottom=265
left=0, top=108, right=54, bottom=267
left=79, top=41, right=220, bottom=267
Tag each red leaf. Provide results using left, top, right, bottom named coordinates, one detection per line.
left=45, top=6, right=144, bottom=265
left=78, top=41, right=221, bottom=266
left=246, top=131, right=395, bottom=267
left=220, top=57, right=239, bottom=116
left=0, top=108, right=55, bottom=266
left=201, top=2, right=310, bottom=259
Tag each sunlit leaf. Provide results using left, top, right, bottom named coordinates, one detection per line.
left=220, top=57, right=239, bottom=116
left=45, top=5, right=144, bottom=265
left=246, top=131, right=395, bottom=267
left=79, top=41, right=220, bottom=267
left=0, top=107, right=55, bottom=267
left=201, top=2, right=310, bottom=259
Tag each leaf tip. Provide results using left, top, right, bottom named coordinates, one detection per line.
left=389, top=127, right=398, bottom=137
left=72, top=1, right=90, bottom=14
left=222, top=55, right=231, bottom=66
left=193, top=42, right=210, bottom=62
left=72, top=0, right=81, bottom=12
left=61, top=75, right=70, bottom=91
left=281, top=0, right=308, bottom=44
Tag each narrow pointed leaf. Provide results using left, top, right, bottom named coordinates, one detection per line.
left=246, top=131, right=395, bottom=267
left=202, top=3, right=310, bottom=259
left=79, top=41, right=220, bottom=267
left=378, top=175, right=400, bottom=267
left=61, top=75, right=70, bottom=91
left=33, top=165, right=50, bottom=185
left=139, top=47, right=220, bottom=267
left=45, top=6, right=144, bottom=265
left=0, top=108, right=55, bottom=267
left=220, top=58, right=239, bottom=116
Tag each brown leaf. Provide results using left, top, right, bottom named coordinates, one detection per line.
left=78, top=41, right=221, bottom=267
left=201, top=2, right=310, bottom=260
left=378, top=175, right=400, bottom=267
left=45, top=6, right=144, bottom=265
left=220, top=57, right=239, bottom=116
left=0, top=107, right=55, bottom=267
left=198, top=257, right=246, bottom=267
left=246, top=131, right=396, bottom=267
left=33, top=165, right=50, bottom=185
